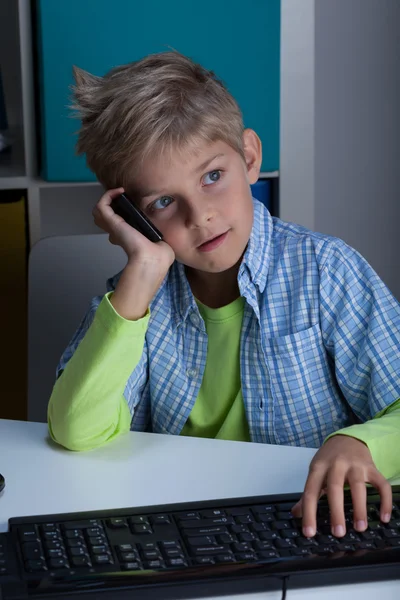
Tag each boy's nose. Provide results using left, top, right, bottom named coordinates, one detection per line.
left=185, top=199, right=215, bottom=228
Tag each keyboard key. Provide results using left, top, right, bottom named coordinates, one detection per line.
left=252, top=505, right=275, bottom=514
left=195, top=557, right=215, bottom=565
left=22, top=542, right=44, bottom=561
left=381, top=529, right=400, bottom=539
left=275, top=539, right=296, bottom=549
left=232, top=542, right=252, bottom=553
left=25, top=560, right=47, bottom=572
left=118, top=544, right=134, bottom=552
left=291, top=548, right=312, bottom=557
left=47, top=549, right=65, bottom=559
left=121, top=562, right=141, bottom=570
left=151, top=515, right=171, bottom=525
left=19, top=526, right=40, bottom=543
left=235, top=515, right=254, bottom=524
left=201, top=510, right=226, bottom=518
left=121, top=552, right=138, bottom=561
left=164, top=548, right=183, bottom=559
left=276, top=503, right=296, bottom=511
left=190, top=544, right=229, bottom=556
left=218, top=534, right=235, bottom=544
left=69, top=547, right=88, bottom=557
left=257, top=550, right=279, bottom=560
left=64, top=520, right=102, bottom=530
left=277, top=512, right=294, bottom=520
left=43, top=531, right=62, bottom=541
left=254, top=541, right=275, bottom=551
left=166, top=558, right=187, bottom=567
left=41, top=524, right=59, bottom=533
left=44, top=540, right=64, bottom=551
left=181, top=526, right=228, bottom=536
left=66, top=538, right=86, bottom=549
left=132, top=524, right=153, bottom=535
left=257, top=513, right=275, bottom=523
left=259, top=531, right=279, bottom=541
left=236, top=552, right=257, bottom=561
left=336, top=544, right=355, bottom=552
left=145, top=559, right=164, bottom=569
left=71, top=556, right=92, bottom=567
left=251, top=523, right=269, bottom=533
left=91, top=545, right=109, bottom=555
left=88, top=536, right=105, bottom=546
left=215, top=554, right=236, bottom=563
left=226, top=508, right=252, bottom=517
left=186, top=536, right=217, bottom=547
left=159, top=541, right=180, bottom=550
left=107, top=518, right=128, bottom=529
left=49, top=558, right=69, bottom=569
left=281, top=529, right=299, bottom=539
left=65, top=530, right=82, bottom=539
left=272, top=521, right=291, bottom=530
left=176, top=511, right=200, bottom=521
left=358, top=541, right=376, bottom=550
left=238, top=532, right=257, bottom=543
left=182, top=517, right=234, bottom=528
left=143, top=550, right=162, bottom=560
left=296, top=538, right=318, bottom=548
left=93, top=555, right=114, bottom=565
left=130, top=516, right=150, bottom=525
left=87, top=528, right=103, bottom=537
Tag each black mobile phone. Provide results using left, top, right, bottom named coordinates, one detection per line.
left=0, top=473, right=4, bottom=493
left=111, top=193, right=163, bottom=243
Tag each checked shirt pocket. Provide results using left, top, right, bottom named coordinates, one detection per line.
left=265, top=323, right=348, bottom=448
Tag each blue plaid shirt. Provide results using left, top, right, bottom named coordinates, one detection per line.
left=58, top=200, right=400, bottom=448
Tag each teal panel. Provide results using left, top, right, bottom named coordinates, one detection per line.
left=37, top=0, right=280, bottom=181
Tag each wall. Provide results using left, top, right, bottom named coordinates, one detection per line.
left=280, top=0, right=400, bottom=299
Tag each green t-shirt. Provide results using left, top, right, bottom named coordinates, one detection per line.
left=180, top=296, right=250, bottom=442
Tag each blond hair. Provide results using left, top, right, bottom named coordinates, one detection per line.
left=71, top=51, right=245, bottom=189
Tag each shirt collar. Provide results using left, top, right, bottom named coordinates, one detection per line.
left=240, top=198, right=271, bottom=294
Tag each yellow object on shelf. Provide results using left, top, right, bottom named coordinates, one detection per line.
left=0, top=191, right=28, bottom=420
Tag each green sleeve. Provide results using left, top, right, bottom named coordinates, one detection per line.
left=48, top=292, right=150, bottom=452
left=326, top=399, right=400, bottom=480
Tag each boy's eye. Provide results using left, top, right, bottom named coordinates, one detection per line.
left=203, top=170, right=221, bottom=185
left=151, top=196, right=174, bottom=210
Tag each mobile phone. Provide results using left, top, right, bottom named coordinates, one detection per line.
left=0, top=472, right=4, bottom=493
left=111, top=193, right=163, bottom=242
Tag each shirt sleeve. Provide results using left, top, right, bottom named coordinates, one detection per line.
left=319, top=239, right=400, bottom=421
left=48, top=292, right=150, bottom=451
left=326, top=399, right=400, bottom=480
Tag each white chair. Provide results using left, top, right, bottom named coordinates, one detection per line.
left=28, top=234, right=126, bottom=422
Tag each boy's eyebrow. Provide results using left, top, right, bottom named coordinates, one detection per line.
left=140, top=153, right=225, bottom=199
left=194, top=153, right=225, bottom=174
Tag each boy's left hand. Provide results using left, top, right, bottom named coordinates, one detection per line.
left=291, top=435, right=393, bottom=538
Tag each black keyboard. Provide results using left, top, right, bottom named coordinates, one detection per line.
left=1, top=486, right=399, bottom=599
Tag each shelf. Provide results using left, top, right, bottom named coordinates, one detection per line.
left=0, top=130, right=25, bottom=183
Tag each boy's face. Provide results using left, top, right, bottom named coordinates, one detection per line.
left=132, top=129, right=262, bottom=275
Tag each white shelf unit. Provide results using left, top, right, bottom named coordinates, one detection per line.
left=0, top=0, right=279, bottom=248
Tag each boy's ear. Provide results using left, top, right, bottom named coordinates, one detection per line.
left=242, top=129, right=262, bottom=185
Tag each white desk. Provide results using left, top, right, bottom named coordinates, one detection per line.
left=0, top=419, right=399, bottom=599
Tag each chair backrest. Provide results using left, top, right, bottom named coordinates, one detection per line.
left=28, top=234, right=126, bottom=422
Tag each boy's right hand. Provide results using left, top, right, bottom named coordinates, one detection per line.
left=93, top=188, right=175, bottom=320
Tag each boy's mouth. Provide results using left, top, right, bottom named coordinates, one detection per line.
left=197, top=231, right=229, bottom=252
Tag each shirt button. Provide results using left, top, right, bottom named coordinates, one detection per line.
left=187, top=368, right=198, bottom=378
left=190, top=313, right=200, bottom=326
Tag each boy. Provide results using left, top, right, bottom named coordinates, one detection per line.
left=48, top=52, right=400, bottom=540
